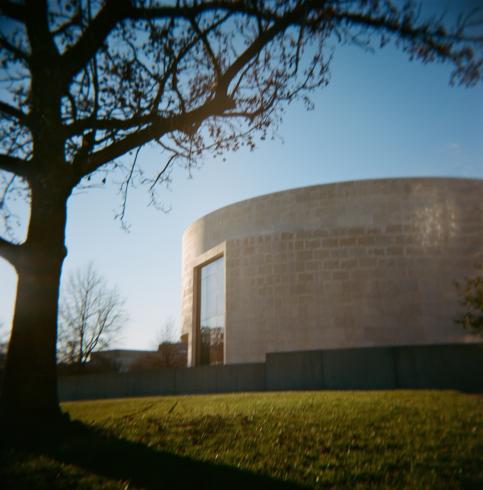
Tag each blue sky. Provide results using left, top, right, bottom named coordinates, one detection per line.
left=1, top=2, right=482, bottom=349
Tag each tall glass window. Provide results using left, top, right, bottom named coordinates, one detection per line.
left=198, top=256, right=224, bottom=365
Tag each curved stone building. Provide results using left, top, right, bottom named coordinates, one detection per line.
left=181, top=178, right=482, bottom=366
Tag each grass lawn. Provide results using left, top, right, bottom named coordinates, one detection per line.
left=1, top=390, right=482, bottom=489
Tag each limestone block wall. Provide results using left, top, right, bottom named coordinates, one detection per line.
left=181, top=178, right=483, bottom=365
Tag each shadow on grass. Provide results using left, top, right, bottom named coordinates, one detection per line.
left=1, top=420, right=305, bottom=490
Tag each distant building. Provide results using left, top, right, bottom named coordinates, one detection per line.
left=181, top=178, right=482, bottom=366
left=156, top=341, right=188, bottom=368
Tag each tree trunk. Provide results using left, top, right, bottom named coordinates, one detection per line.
left=0, top=180, right=70, bottom=425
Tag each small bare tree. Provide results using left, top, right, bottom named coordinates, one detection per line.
left=57, top=263, right=127, bottom=367
left=155, top=317, right=184, bottom=367
left=153, top=317, right=177, bottom=345
left=130, top=317, right=185, bottom=370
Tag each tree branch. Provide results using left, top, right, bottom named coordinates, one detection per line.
left=60, top=0, right=131, bottom=87
left=330, top=7, right=482, bottom=56
left=218, top=3, right=310, bottom=93
left=0, top=101, right=29, bottom=125
left=63, top=11, right=233, bottom=138
left=0, top=0, right=26, bottom=22
left=0, top=154, right=31, bottom=179
left=117, top=146, right=141, bottom=225
left=189, top=16, right=222, bottom=81
left=0, top=32, right=29, bottom=61
left=24, top=0, right=60, bottom=62
left=51, top=11, right=82, bottom=37
left=66, top=114, right=154, bottom=136
left=70, top=3, right=318, bottom=177
left=60, top=0, right=280, bottom=88
left=0, top=235, right=21, bottom=268
left=128, top=1, right=283, bottom=24
left=76, top=94, right=234, bottom=177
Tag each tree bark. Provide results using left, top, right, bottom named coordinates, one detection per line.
left=0, top=179, right=70, bottom=425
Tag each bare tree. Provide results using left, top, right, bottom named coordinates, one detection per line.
left=57, top=263, right=127, bottom=367
left=0, top=1, right=481, bottom=424
left=154, top=317, right=185, bottom=368
left=153, top=317, right=178, bottom=346
left=129, top=318, right=186, bottom=371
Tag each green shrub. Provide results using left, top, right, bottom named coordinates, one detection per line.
left=455, top=263, right=483, bottom=336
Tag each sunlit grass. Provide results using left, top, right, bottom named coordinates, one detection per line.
left=1, top=391, right=482, bottom=489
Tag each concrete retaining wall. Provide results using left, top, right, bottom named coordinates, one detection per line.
left=265, top=344, right=483, bottom=392
left=58, top=343, right=482, bottom=401
left=58, top=363, right=266, bottom=401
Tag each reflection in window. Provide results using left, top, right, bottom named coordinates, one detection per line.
left=199, top=257, right=224, bottom=365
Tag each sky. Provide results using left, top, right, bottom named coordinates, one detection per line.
left=1, top=1, right=482, bottom=350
